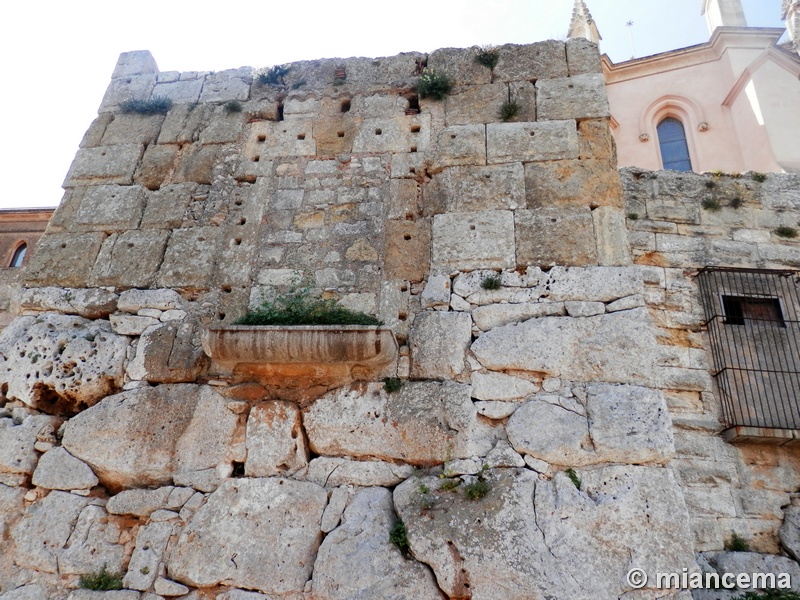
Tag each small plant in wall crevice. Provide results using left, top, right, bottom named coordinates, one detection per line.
left=499, top=99, right=520, bottom=122
left=120, top=96, right=173, bottom=115
left=79, top=565, right=123, bottom=591
left=475, top=45, right=499, bottom=70
left=481, top=273, right=502, bottom=290
left=389, top=520, right=411, bottom=558
left=416, top=68, right=453, bottom=101
left=775, top=226, right=798, bottom=239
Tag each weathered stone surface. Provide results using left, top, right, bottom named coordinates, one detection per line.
left=167, top=478, right=327, bottom=594
left=444, top=83, right=508, bottom=126
left=126, top=321, right=208, bottom=383
left=92, top=230, right=170, bottom=288
left=304, top=457, right=414, bottom=487
left=593, top=206, right=631, bottom=266
left=565, top=301, right=605, bottom=317
left=471, top=307, right=658, bottom=386
left=430, top=124, right=486, bottom=168
left=124, top=521, right=176, bottom=591
left=101, top=114, right=165, bottom=146
left=157, top=227, right=221, bottom=288
left=109, top=314, right=160, bottom=336
left=471, top=301, right=565, bottom=330
left=546, top=266, right=641, bottom=302
left=0, top=314, right=128, bottom=414
left=245, top=401, right=308, bottom=477
left=353, top=116, right=429, bottom=154
left=507, top=384, right=673, bottom=466
left=432, top=210, right=515, bottom=270
left=67, top=591, right=141, bottom=600
left=199, top=70, right=250, bottom=102
left=118, top=289, right=183, bottom=313
left=10, top=490, right=93, bottom=573
left=59, top=504, right=125, bottom=575
left=525, top=159, right=622, bottom=209
left=420, top=272, right=451, bottom=309
left=107, top=486, right=193, bottom=517
left=24, top=232, right=106, bottom=287
left=62, top=385, right=203, bottom=490
left=394, top=465, right=695, bottom=600
left=140, top=183, right=198, bottom=229
left=487, top=121, right=579, bottom=164
left=312, top=487, right=443, bottom=599
left=64, top=144, right=143, bottom=187
left=702, top=551, right=800, bottom=591
left=566, top=38, right=602, bottom=76
left=17, top=287, right=118, bottom=319
left=0, top=483, right=25, bottom=538
left=493, top=41, right=569, bottom=81
left=31, top=447, right=98, bottom=491
left=426, top=164, right=525, bottom=213
left=304, top=382, right=495, bottom=465
left=578, top=118, right=615, bottom=161
left=0, top=414, right=60, bottom=477
left=536, top=74, right=609, bottom=120
left=174, top=386, right=238, bottom=491
left=471, top=371, right=538, bottom=401
left=780, top=505, right=800, bottom=561
left=409, top=312, right=472, bottom=379
left=427, top=46, right=492, bottom=86
left=384, top=220, right=430, bottom=282
left=514, top=207, right=597, bottom=267
left=0, top=585, right=50, bottom=600
left=154, top=578, right=189, bottom=596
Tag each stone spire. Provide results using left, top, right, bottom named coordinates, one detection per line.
left=701, top=0, right=747, bottom=34
left=568, top=0, right=601, bottom=45
left=783, top=0, right=800, bottom=53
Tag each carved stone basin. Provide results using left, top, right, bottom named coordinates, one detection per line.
left=201, top=325, right=398, bottom=398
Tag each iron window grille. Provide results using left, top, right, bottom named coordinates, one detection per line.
left=697, top=267, right=800, bottom=430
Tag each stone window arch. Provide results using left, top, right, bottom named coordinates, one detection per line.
left=657, top=117, right=692, bottom=172
left=9, top=242, right=27, bottom=268
left=640, top=95, right=708, bottom=172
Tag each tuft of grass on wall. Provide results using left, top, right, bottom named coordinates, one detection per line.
left=498, top=100, right=520, bottom=122
left=223, top=100, right=242, bottom=113
left=475, top=46, right=499, bottom=70
left=120, top=96, right=173, bottom=115
left=775, top=226, right=798, bottom=239
left=79, top=566, right=123, bottom=591
left=416, top=68, right=453, bottom=101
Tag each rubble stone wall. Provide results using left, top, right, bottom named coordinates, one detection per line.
left=0, top=41, right=799, bottom=600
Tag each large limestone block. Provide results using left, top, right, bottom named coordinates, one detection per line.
left=471, top=307, right=658, bottom=386
left=303, top=382, right=495, bottom=465
left=101, top=114, right=165, bottom=146
left=63, top=144, right=143, bottom=187
left=493, top=41, right=569, bottom=81
left=0, top=315, right=128, bottom=414
left=394, top=466, right=695, bottom=600
left=17, top=287, right=118, bottom=319
left=471, top=371, right=538, bottom=401
left=432, top=210, right=515, bottom=270
left=444, top=83, right=508, bottom=126
left=140, top=183, right=198, bottom=229
left=409, top=312, right=472, bottom=379
left=107, top=486, right=194, bottom=517
left=514, top=207, right=597, bottom=267
left=384, top=220, right=431, bottom=282
left=61, top=385, right=203, bottom=490
left=593, top=206, right=632, bottom=266
left=31, top=447, right=98, bottom=491
left=174, top=386, right=239, bottom=491
left=507, top=385, right=674, bottom=466
left=702, top=551, right=800, bottom=592
left=24, top=232, right=106, bottom=287
left=430, top=124, right=486, bottom=168
left=487, top=121, right=579, bottom=164
left=167, top=478, right=327, bottom=594
left=536, top=74, right=609, bottom=121
left=780, top=505, right=800, bottom=561
left=426, top=164, right=525, bottom=213
left=312, top=487, right=443, bottom=599
left=546, top=266, right=642, bottom=302
left=134, top=143, right=179, bottom=190
left=199, top=70, right=250, bottom=102
left=0, top=414, right=61, bottom=477
left=245, top=401, right=308, bottom=478
left=0, top=484, right=25, bottom=537
left=157, top=227, right=221, bottom=288
left=246, top=120, right=316, bottom=159
left=126, top=321, right=208, bottom=383
left=152, top=77, right=204, bottom=104
left=10, top=490, right=93, bottom=573
left=118, top=289, right=183, bottom=313
left=112, top=50, right=159, bottom=79
left=304, top=457, right=414, bottom=487
left=524, top=159, right=622, bottom=209
left=92, top=230, right=170, bottom=288
left=566, top=38, right=602, bottom=76
left=427, top=46, right=492, bottom=85
left=99, top=74, right=157, bottom=113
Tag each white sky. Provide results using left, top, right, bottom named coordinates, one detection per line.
left=0, top=0, right=785, bottom=210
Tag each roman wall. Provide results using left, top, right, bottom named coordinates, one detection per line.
left=0, top=40, right=800, bottom=600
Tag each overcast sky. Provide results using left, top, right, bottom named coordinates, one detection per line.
left=0, top=0, right=785, bottom=210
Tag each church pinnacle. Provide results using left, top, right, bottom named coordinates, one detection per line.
left=568, top=0, right=601, bottom=45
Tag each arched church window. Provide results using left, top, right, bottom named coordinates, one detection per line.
left=9, top=243, right=27, bottom=268
left=657, top=117, right=692, bottom=172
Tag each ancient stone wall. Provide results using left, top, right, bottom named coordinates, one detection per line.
left=1, top=41, right=800, bottom=600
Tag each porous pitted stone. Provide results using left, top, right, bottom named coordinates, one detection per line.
left=166, top=478, right=327, bottom=594
left=17, top=287, right=118, bottom=319
left=312, top=487, right=443, bottom=599
left=0, top=315, right=128, bottom=414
